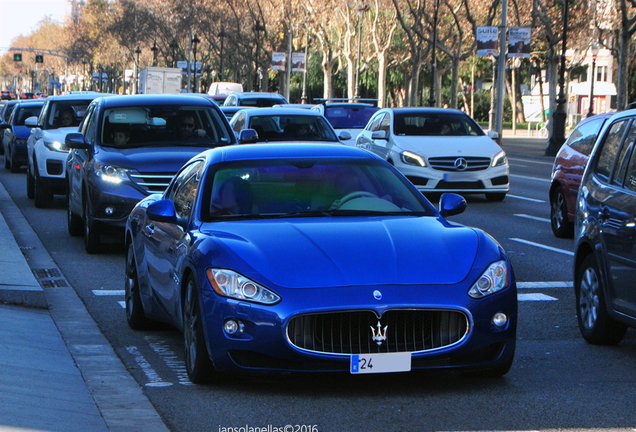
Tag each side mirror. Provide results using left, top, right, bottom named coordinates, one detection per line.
left=147, top=199, right=187, bottom=227
left=371, top=130, right=388, bottom=140
left=0, top=123, right=9, bottom=130
left=65, top=132, right=91, bottom=150
left=338, top=131, right=352, bottom=141
left=238, top=128, right=259, bottom=144
left=25, top=116, right=39, bottom=128
left=439, top=193, right=467, bottom=218
left=487, top=130, right=499, bottom=140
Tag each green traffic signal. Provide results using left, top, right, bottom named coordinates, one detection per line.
left=13, top=53, right=22, bottom=62
left=35, top=54, right=44, bottom=63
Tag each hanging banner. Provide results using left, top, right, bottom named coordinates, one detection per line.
left=292, top=52, right=306, bottom=72
left=272, top=52, right=286, bottom=71
left=476, top=27, right=499, bottom=57
left=508, top=27, right=532, bottom=58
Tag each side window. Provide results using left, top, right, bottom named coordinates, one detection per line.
left=167, top=161, right=204, bottom=220
left=83, top=105, right=98, bottom=144
left=568, top=118, right=605, bottom=156
left=595, top=120, right=628, bottom=182
left=380, top=114, right=391, bottom=135
left=80, top=104, right=95, bottom=136
left=38, top=101, right=50, bottom=126
left=614, top=121, right=636, bottom=187
left=369, top=114, right=384, bottom=132
left=233, top=113, right=245, bottom=132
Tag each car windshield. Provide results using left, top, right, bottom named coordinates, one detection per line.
left=100, top=105, right=233, bottom=148
left=14, top=104, right=43, bottom=125
left=238, top=97, right=286, bottom=107
left=43, top=101, right=90, bottom=129
left=324, top=106, right=378, bottom=129
left=394, top=112, right=484, bottom=137
left=248, top=115, right=338, bottom=142
left=202, top=158, right=435, bottom=220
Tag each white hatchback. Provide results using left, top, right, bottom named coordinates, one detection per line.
left=355, top=107, right=509, bottom=201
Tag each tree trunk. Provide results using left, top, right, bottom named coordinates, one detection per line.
left=407, top=58, right=421, bottom=107
left=617, top=28, right=630, bottom=110
left=449, top=57, right=460, bottom=108
left=547, top=50, right=559, bottom=137
left=377, top=54, right=388, bottom=108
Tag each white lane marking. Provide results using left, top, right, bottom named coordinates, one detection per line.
left=510, top=238, right=574, bottom=256
left=510, top=174, right=551, bottom=184
left=518, top=293, right=558, bottom=301
left=508, top=157, right=555, bottom=167
left=126, top=346, right=173, bottom=387
left=517, top=281, right=573, bottom=289
left=508, top=194, right=545, bottom=203
left=514, top=214, right=550, bottom=223
left=92, top=290, right=125, bottom=296
left=145, top=336, right=193, bottom=386
left=118, top=301, right=126, bottom=308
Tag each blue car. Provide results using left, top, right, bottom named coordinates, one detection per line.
left=1, top=100, right=44, bottom=172
left=125, top=144, right=517, bottom=383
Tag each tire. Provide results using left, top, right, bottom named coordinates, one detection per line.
left=84, top=196, right=101, bottom=254
left=34, top=169, right=52, bottom=208
left=183, top=274, right=215, bottom=384
left=9, top=147, right=19, bottom=173
left=125, top=242, right=152, bottom=330
left=67, top=191, right=83, bottom=236
left=575, top=254, right=628, bottom=345
left=550, top=186, right=574, bottom=238
left=26, top=165, right=34, bottom=199
left=485, top=192, right=506, bottom=202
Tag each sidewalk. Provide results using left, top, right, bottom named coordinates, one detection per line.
left=0, top=179, right=170, bottom=432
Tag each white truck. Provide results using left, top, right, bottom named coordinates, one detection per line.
left=139, top=67, right=182, bottom=94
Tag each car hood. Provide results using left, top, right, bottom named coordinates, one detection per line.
left=392, top=135, right=503, bottom=158
left=97, top=146, right=207, bottom=172
left=37, top=126, right=78, bottom=142
left=202, top=216, right=479, bottom=289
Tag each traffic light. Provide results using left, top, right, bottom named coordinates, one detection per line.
left=13, top=53, right=22, bottom=62
left=35, top=54, right=44, bottom=63
left=27, top=67, right=31, bottom=74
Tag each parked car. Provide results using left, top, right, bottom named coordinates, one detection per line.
left=0, top=100, right=22, bottom=155
left=574, top=108, right=636, bottom=346
left=25, top=93, right=102, bottom=208
left=356, top=108, right=509, bottom=201
left=549, top=112, right=613, bottom=237
left=223, top=92, right=288, bottom=108
left=311, top=102, right=379, bottom=143
left=1, top=100, right=44, bottom=172
left=124, top=143, right=517, bottom=383
left=66, top=94, right=236, bottom=254
left=229, top=107, right=351, bottom=144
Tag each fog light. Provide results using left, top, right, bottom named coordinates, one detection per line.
left=492, top=312, right=508, bottom=328
left=224, top=319, right=243, bottom=335
left=104, top=206, right=115, bottom=215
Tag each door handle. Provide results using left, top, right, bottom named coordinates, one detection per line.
left=145, top=224, right=155, bottom=236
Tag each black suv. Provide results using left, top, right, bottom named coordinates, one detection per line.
left=66, top=94, right=236, bottom=253
left=574, top=109, right=636, bottom=345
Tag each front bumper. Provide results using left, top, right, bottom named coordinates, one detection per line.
left=396, top=162, right=510, bottom=194
left=198, top=280, right=517, bottom=374
left=88, top=179, right=147, bottom=229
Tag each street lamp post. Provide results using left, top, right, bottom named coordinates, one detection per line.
left=170, top=40, right=179, bottom=68
left=301, top=22, right=310, bottom=104
left=254, top=20, right=265, bottom=91
left=428, top=0, right=439, bottom=107
left=151, top=42, right=158, bottom=67
left=192, top=34, right=200, bottom=93
left=354, top=2, right=367, bottom=100
left=545, top=0, right=569, bottom=156
left=134, top=46, right=141, bottom=94
left=587, top=44, right=600, bottom=118
left=218, top=28, right=227, bottom=82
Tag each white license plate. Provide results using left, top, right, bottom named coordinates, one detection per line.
left=350, top=352, right=411, bottom=374
left=443, top=171, right=479, bottom=182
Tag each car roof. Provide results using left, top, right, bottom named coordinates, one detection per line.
left=322, top=103, right=376, bottom=108
left=241, top=107, right=324, bottom=117
left=99, top=94, right=217, bottom=108
left=232, top=92, right=286, bottom=98
left=44, top=93, right=106, bottom=102
left=382, top=107, right=464, bottom=115
left=202, top=143, right=379, bottom=163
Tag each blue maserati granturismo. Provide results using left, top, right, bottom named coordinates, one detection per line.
left=124, top=143, right=517, bottom=383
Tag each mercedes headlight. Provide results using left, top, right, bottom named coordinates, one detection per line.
left=468, top=260, right=509, bottom=298
left=207, top=269, right=280, bottom=305
left=94, top=162, right=134, bottom=184
left=44, top=140, right=67, bottom=152
left=401, top=151, right=427, bottom=167
left=491, top=151, right=508, bottom=167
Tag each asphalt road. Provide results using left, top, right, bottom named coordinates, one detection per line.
left=2, top=137, right=636, bottom=432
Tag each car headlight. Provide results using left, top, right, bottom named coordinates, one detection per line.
left=491, top=151, right=508, bottom=167
left=468, top=260, right=509, bottom=298
left=94, top=162, right=134, bottom=184
left=401, top=151, right=427, bottom=167
left=206, top=269, right=280, bottom=305
left=44, top=140, right=67, bottom=152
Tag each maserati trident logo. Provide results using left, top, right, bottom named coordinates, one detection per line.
left=370, top=321, right=388, bottom=346
left=454, top=157, right=468, bottom=171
